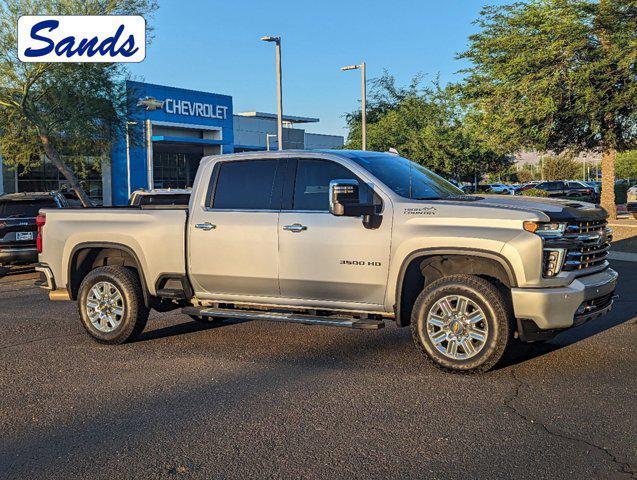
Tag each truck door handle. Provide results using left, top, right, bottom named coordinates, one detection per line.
left=195, top=222, right=216, bottom=231
left=283, top=224, right=307, bottom=233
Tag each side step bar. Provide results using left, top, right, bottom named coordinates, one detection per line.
left=182, top=306, right=385, bottom=330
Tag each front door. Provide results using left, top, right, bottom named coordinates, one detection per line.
left=278, top=158, right=392, bottom=306
left=188, top=158, right=284, bottom=299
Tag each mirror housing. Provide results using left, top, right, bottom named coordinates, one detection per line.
left=329, top=179, right=381, bottom=228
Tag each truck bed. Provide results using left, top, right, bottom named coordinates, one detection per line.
left=39, top=208, right=187, bottom=296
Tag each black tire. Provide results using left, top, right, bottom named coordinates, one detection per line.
left=77, top=266, right=149, bottom=344
left=411, top=274, right=512, bottom=374
left=188, top=314, right=224, bottom=324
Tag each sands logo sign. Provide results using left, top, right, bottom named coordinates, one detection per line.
left=17, top=16, right=146, bottom=63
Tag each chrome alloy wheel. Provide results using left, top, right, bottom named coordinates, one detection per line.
left=86, top=281, right=124, bottom=333
left=426, top=295, right=488, bottom=360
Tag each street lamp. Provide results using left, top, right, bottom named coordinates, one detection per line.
left=341, top=62, right=367, bottom=150
left=266, top=133, right=278, bottom=151
left=125, top=121, right=138, bottom=198
left=261, top=35, right=283, bottom=151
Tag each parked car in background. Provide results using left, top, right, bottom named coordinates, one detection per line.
left=129, top=189, right=191, bottom=208
left=627, top=185, right=637, bottom=219
left=583, top=181, right=601, bottom=195
left=518, top=180, right=594, bottom=198
left=485, top=183, right=515, bottom=194
left=0, top=192, right=68, bottom=266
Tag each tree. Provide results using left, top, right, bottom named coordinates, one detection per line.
left=460, top=0, right=637, bottom=218
left=541, top=155, right=580, bottom=181
left=0, top=0, right=157, bottom=206
left=345, top=73, right=512, bottom=182
left=616, top=151, right=637, bottom=180
left=517, top=168, right=536, bottom=184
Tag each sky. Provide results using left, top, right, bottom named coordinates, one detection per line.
left=129, top=0, right=508, bottom=138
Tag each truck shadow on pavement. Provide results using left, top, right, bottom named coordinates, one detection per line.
left=133, top=317, right=250, bottom=342
left=0, top=264, right=35, bottom=280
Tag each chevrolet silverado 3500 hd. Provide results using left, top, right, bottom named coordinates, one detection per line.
left=36, top=150, right=618, bottom=373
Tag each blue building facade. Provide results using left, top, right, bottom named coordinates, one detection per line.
left=111, top=81, right=234, bottom=205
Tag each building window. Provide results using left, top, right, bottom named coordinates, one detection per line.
left=14, top=158, right=103, bottom=202
left=153, top=152, right=201, bottom=189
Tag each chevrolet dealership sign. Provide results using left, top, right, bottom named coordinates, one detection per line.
left=137, top=96, right=228, bottom=120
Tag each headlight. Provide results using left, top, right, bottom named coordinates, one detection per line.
left=523, top=221, right=566, bottom=238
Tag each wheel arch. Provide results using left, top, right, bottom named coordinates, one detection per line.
left=394, top=248, right=517, bottom=328
left=67, top=242, right=150, bottom=306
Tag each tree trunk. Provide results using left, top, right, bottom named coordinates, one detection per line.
left=600, top=148, right=616, bottom=219
left=38, top=133, right=94, bottom=208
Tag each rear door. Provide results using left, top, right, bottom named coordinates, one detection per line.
left=188, top=158, right=284, bottom=298
left=278, top=158, right=392, bottom=306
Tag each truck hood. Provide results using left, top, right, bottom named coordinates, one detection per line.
left=425, top=195, right=608, bottom=222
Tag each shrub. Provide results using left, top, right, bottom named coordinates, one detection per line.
left=521, top=188, right=551, bottom=197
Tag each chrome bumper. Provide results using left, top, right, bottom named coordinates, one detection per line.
left=511, top=268, right=618, bottom=330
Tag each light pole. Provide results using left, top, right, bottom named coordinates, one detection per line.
left=341, top=62, right=367, bottom=150
left=266, top=133, right=278, bottom=151
left=261, top=36, right=283, bottom=151
left=125, top=121, right=138, bottom=199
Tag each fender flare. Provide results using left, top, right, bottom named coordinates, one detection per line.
left=67, top=241, right=150, bottom=305
left=393, top=247, right=517, bottom=327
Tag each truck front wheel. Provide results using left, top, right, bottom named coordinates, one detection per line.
left=78, top=266, right=149, bottom=344
left=411, top=275, right=512, bottom=374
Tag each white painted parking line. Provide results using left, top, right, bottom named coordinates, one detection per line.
left=609, top=251, right=637, bottom=262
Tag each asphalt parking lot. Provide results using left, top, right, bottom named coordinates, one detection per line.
left=1, top=262, right=635, bottom=480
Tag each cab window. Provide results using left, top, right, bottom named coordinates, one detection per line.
left=211, top=160, right=281, bottom=210
left=292, top=159, right=374, bottom=211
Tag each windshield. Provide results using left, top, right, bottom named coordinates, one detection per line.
left=346, top=152, right=464, bottom=199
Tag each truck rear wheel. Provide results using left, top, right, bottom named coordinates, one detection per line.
left=411, top=274, right=512, bottom=374
left=77, top=266, right=149, bottom=344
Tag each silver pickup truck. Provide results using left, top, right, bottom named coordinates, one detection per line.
left=36, top=150, right=618, bottom=373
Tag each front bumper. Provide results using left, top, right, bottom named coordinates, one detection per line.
left=511, top=268, right=618, bottom=331
left=0, top=247, right=38, bottom=265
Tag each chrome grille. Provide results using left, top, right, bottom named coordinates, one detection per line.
left=562, top=220, right=612, bottom=271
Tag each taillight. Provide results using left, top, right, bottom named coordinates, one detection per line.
left=36, top=214, right=46, bottom=253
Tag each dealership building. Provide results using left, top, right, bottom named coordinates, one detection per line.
left=0, top=80, right=344, bottom=205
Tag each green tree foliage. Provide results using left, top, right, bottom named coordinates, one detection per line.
left=345, top=73, right=512, bottom=182
left=516, top=167, right=536, bottom=184
left=0, top=0, right=157, bottom=206
left=616, top=151, right=637, bottom=180
left=541, top=155, right=580, bottom=181
left=460, top=0, right=637, bottom=218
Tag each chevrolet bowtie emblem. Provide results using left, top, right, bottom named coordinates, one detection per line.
left=136, top=96, right=164, bottom=111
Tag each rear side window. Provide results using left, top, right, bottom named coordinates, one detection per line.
left=0, top=199, right=56, bottom=217
left=138, top=194, right=190, bottom=206
left=212, top=160, right=280, bottom=210
left=293, top=159, right=361, bottom=211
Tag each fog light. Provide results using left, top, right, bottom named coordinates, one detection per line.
left=543, top=248, right=565, bottom=277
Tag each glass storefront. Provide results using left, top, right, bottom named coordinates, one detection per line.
left=152, top=143, right=205, bottom=190
left=2, top=157, right=103, bottom=202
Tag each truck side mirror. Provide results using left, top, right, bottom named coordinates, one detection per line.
left=329, top=179, right=381, bottom=228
